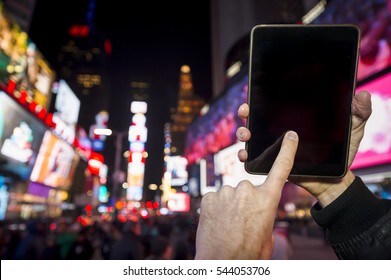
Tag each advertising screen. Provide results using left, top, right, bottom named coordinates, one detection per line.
left=54, top=80, right=80, bottom=127
left=0, top=91, right=47, bottom=180
left=351, top=70, right=391, bottom=169
left=167, top=192, right=190, bottom=212
left=214, top=142, right=267, bottom=187
left=167, top=156, right=188, bottom=186
left=185, top=75, right=247, bottom=165
left=30, top=130, right=80, bottom=189
left=313, top=0, right=391, bottom=81
left=0, top=6, right=55, bottom=109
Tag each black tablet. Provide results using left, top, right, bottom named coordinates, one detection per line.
left=245, top=24, right=360, bottom=178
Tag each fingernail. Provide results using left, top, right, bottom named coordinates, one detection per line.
left=286, top=131, right=298, bottom=141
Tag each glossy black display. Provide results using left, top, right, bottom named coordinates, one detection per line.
left=246, top=24, right=360, bottom=178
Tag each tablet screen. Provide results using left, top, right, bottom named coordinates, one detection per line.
left=246, top=24, right=360, bottom=178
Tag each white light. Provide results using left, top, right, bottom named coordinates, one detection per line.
left=226, top=61, right=242, bottom=78
left=302, top=0, right=327, bottom=24
left=284, top=202, right=296, bottom=213
left=94, top=128, right=112, bottom=136
left=130, top=101, right=148, bottom=114
left=160, top=207, right=169, bottom=215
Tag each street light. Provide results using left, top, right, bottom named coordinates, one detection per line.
left=94, top=128, right=127, bottom=206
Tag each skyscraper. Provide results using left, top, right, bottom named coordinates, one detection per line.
left=2, top=0, right=36, bottom=32
left=170, top=65, right=205, bottom=156
left=55, top=0, right=111, bottom=131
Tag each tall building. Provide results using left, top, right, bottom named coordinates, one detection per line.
left=2, top=0, right=36, bottom=32
left=170, top=65, right=205, bottom=156
left=210, top=0, right=317, bottom=97
left=55, top=0, right=111, bottom=131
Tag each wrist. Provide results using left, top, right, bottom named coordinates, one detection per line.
left=316, top=170, right=356, bottom=208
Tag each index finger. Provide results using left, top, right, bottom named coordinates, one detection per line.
left=264, top=131, right=299, bottom=189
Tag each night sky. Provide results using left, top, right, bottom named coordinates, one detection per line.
left=28, top=0, right=213, bottom=191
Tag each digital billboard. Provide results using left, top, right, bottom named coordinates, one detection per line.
left=0, top=5, right=55, bottom=110
left=53, top=79, right=80, bottom=127
left=214, top=142, right=267, bottom=187
left=185, top=75, right=247, bottom=165
left=313, top=0, right=391, bottom=81
left=0, top=91, right=47, bottom=180
left=30, top=130, right=80, bottom=190
left=351, top=70, right=391, bottom=169
left=167, top=156, right=188, bottom=186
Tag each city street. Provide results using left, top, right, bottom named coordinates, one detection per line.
left=290, top=233, right=337, bottom=260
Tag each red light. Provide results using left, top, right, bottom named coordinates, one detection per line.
left=146, top=201, right=153, bottom=209
left=85, top=204, right=93, bottom=212
left=6, top=80, right=16, bottom=94
left=49, top=223, right=57, bottom=231
left=104, top=40, right=112, bottom=55
left=18, top=90, right=27, bottom=104
left=118, top=214, right=127, bottom=223
left=153, top=202, right=159, bottom=209
left=28, top=100, right=37, bottom=112
left=45, top=113, right=53, bottom=127
left=69, top=25, right=89, bottom=37
left=37, top=107, right=47, bottom=119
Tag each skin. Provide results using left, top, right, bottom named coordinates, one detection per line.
left=236, top=90, right=372, bottom=207
left=194, top=90, right=372, bottom=260
left=195, top=131, right=299, bottom=259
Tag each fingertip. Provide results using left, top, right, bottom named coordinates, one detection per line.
left=237, top=149, right=248, bottom=162
left=237, top=103, right=249, bottom=118
left=285, top=131, right=298, bottom=142
left=236, top=127, right=251, bottom=142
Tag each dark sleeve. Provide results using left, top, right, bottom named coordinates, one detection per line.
left=311, top=176, right=391, bottom=259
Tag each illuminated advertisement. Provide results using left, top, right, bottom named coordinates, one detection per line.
left=0, top=91, right=46, bottom=180
left=0, top=5, right=55, bottom=109
left=127, top=101, right=148, bottom=201
left=351, top=70, right=391, bottom=169
left=0, top=179, right=9, bottom=220
left=53, top=80, right=80, bottom=127
left=167, top=192, right=190, bottom=212
left=214, top=142, right=267, bottom=187
left=185, top=75, right=247, bottom=165
left=313, top=0, right=391, bottom=81
left=167, top=156, right=188, bottom=186
left=89, top=111, right=109, bottom=151
left=30, top=130, right=80, bottom=189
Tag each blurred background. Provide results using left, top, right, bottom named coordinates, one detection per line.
left=0, top=0, right=390, bottom=260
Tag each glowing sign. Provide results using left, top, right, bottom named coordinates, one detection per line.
left=167, top=192, right=190, bottom=212
left=127, top=101, right=148, bottom=200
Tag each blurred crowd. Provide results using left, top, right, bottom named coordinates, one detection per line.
left=0, top=214, right=198, bottom=260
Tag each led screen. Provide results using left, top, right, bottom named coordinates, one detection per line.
left=0, top=91, right=46, bottom=180
left=0, top=6, right=54, bottom=109
left=167, top=156, right=188, bottom=186
left=351, top=70, right=391, bottom=169
left=214, top=142, right=267, bottom=187
left=54, top=80, right=80, bottom=126
left=185, top=75, right=247, bottom=165
left=313, top=0, right=391, bottom=81
left=30, top=130, right=80, bottom=189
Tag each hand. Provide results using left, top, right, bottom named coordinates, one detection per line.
left=195, top=131, right=299, bottom=260
left=236, top=90, right=372, bottom=207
